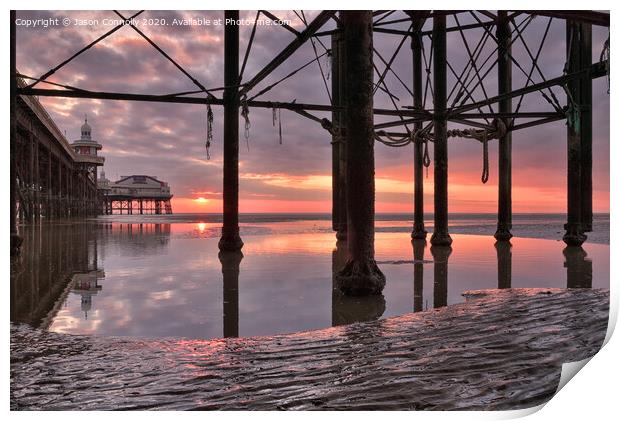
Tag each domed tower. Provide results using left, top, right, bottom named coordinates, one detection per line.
left=71, top=115, right=105, bottom=215
left=71, top=115, right=104, bottom=164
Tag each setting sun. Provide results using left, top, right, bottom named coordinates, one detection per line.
left=194, top=197, right=209, bottom=204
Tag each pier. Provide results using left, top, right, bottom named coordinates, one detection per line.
left=99, top=174, right=173, bottom=215
left=11, top=10, right=609, bottom=297
left=10, top=76, right=104, bottom=256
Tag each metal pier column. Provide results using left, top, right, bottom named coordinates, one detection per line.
left=219, top=10, right=244, bottom=252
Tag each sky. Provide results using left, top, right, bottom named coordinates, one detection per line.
left=15, top=10, right=610, bottom=214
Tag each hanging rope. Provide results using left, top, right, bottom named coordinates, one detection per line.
left=446, top=118, right=506, bottom=184
left=372, top=118, right=507, bottom=184
left=205, top=102, right=214, bottom=160
left=481, top=130, right=489, bottom=183
left=374, top=123, right=433, bottom=148
left=422, top=134, right=431, bottom=178
left=601, top=35, right=610, bottom=94
left=240, top=94, right=251, bottom=150
left=325, top=49, right=332, bottom=80
left=272, top=103, right=283, bottom=144
left=373, top=124, right=434, bottom=177
left=278, top=107, right=283, bottom=144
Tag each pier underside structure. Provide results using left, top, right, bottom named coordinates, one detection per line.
left=10, top=75, right=101, bottom=255
left=12, top=10, right=609, bottom=296
left=11, top=89, right=101, bottom=216
left=102, top=196, right=173, bottom=215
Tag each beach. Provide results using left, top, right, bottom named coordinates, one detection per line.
left=10, top=213, right=610, bottom=410
left=11, top=288, right=609, bottom=410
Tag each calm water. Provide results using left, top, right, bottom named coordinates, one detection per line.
left=10, top=215, right=609, bottom=340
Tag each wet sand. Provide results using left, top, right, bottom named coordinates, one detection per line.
left=11, top=288, right=609, bottom=411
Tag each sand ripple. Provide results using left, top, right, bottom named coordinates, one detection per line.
left=11, top=288, right=609, bottom=410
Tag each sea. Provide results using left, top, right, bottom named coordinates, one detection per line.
left=11, top=212, right=609, bottom=340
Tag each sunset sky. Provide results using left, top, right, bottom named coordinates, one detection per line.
left=15, top=10, right=610, bottom=214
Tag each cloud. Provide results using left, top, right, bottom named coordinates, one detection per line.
left=16, top=10, right=610, bottom=213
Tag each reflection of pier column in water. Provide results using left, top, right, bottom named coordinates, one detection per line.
left=412, top=239, right=426, bottom=312
left=495, top=241, right=512, bottom=289
left=11, top=223, right=103, bottom=327
left=331, top=240, right=385, bottom=326
left=219, top=251, right=243, bottom=338
left=564, top=246, right=592, bottom=288
left=331, top=240, right=348, bottom=325
left=430, top=246, right=451, bottom=309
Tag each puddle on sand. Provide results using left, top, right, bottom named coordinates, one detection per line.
left=10, top=221, right=609, bottom=340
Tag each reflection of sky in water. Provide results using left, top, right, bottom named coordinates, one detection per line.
left=45, top=222, right=609, bottom=340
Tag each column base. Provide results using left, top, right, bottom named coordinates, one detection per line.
left=218, top=249, right=244, bottom=267
left=430, top=231, right=453, bottom=246
left=563, top=223, right=587, bottom=246
left=494, top=226, right=513, bottom=241
left=411, top=224, right=428, bottom=240
left=10, top=233, right=22, bottom=256
left=218, top=227, right=244, bottom=251
left=334, top=258, right=386, bottom=296
left=430, top=244, right=453, bottom=261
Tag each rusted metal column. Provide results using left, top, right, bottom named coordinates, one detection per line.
left=219, top=10, right=244, bottom=251
left=495, top=11, right=513, bottom=241
left=332, top=238, right=386, bottom=325
left=431, top=245, right=451, bottom=308
left=47, top=151, right=52, bottom=219
left=412, top=239, right=426, bottom=312
left=65, top=164, right=70, bottom=217
left=331, top=30, right=341, bottom=234
left=411, top=22, right=427, bottom=240
left=219, top=250, right=242, bottom=338
left=58, top=160, right=63, bottom=218
left=430, top=14, right=452, bottom=246
left=331, top=24, right=347, bottom=240
left=563, top=20, right=591, bottom=246
left=495, top=241, right=512, bottom=289
left=67, top=167, right=72, bottom=218
left=10, top=10, right=21, bottom=255
left=34, top=133, right=40, bottom=222
left=29, top=127, right=35, bottom=222
left=334, top=11, right=386, bottom=296
left=579, top=25, right=593, bottom=233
